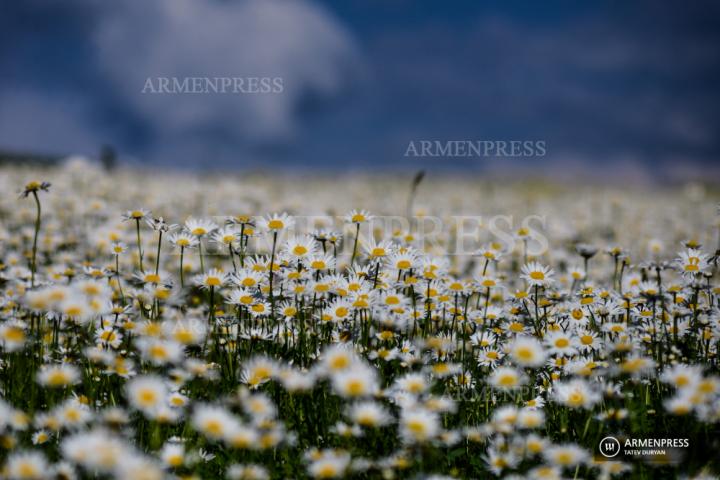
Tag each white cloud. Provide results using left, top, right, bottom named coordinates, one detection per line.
left=93, top=0, right=363, bottom=149
left=0, top=0, right=364, bottom=164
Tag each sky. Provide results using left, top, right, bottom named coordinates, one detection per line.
left=1, top=0, right=719, bottom=181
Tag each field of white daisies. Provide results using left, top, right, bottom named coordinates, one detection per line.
left=0, top=159, right=719, bottom=480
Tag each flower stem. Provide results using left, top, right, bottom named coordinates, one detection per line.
left=269, top=231, right=278, bottom=317
left=155, top=231, right=163, bottom=275
left=135, top=219, right=144, bottom=273
left=30, top=191, right=41, bottom=287
left=350, top=223, right=360, bottom=267
left=198, top=239, right=205, bottom=274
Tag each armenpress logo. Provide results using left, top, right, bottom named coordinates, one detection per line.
left=599, top=436, right=621, bottom=458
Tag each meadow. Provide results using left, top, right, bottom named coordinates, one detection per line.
left=0, top=159, right=718, bottom=479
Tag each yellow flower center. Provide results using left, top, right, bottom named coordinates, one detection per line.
left=567, top=391, right=585, bottom=407
left=345, top=379, right=365, bottom=396
left=138, top=389, right=157, bottom=406
left=515, top=347, right=533, bottom=361
left=498, top=374, right=517, bottom=386
left=397, top=260, right=412, bottom=270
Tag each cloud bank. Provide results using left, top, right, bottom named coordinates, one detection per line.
left=0, top=0, right=364, bottom=166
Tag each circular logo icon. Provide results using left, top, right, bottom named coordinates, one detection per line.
left=599, top=436, right=621, bottom=458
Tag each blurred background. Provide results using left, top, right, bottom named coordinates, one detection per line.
left=1, top=0, right=719, bottom=183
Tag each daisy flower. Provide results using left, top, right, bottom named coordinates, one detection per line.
left=307, top=450, right=351, bottom=479
left=344, top=209, right=373, bottom=224
left=211, top=226, right=239, bottom=246
left=544, top=331, right=577, bottom=357
left=257, top=213, right=295, bottom=232
left=676, top=248, right=710, bottom=276
left=241, top=356, right=277, bottom=388
left=122, top=208, right=151, bottom=222
left=348, top=401, right=392, bottom=428
left=126, top=375, right=168, bottom=415
left=543, top=444, right=589, bottom=468
left=168, top=231, right=199, bottom=249
left=283, top=235, right=317, bottom=260
left=6, top=451, right=48, bottom=480
left=185, top=217, right=218, bottom=237
left=195, top=268, right=228, bottom=289
left=400, top=408, right=440, bottom=444
left=489, top=367, right=526, bottom=390
left=36, top=364, right=81, bottom=388
left=331, top=364, right=379, bottom=398
left=660, top=364, right=703, bottom=389
left=192, top=405, right=236, bottom=441
left=552, top=379, right=601, bottom=409
left=521, top=261, right=555, bottom=288
left=509, top=336, right=547, bottom=367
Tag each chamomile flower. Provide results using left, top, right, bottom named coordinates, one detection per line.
left=195, top=268, right=228, bottom=289
left=192, top=405, right=235, bottom=441
left=136, top=338, right=183, bottom=365
left=344, top=209, right=373, bottom=224
left=545, top=331, right=577, bottom=356
left=185, top=218, right=218, bottom=237
left=284, top=235, right=317, bottom=260
left=307, top=450, right=351, bottom=479
left=241, top=356, right=277, bottom=388
left=319, top=345, right=359, bottom=374
left=489, top=367, right=526, bottom=390
left=331, top=364, right=379, bottom=398
left=258, top=213, right=295, bottom=232
left=521, top=262, right=555, bottom=288
left=160, top=442, right=186, bottom=468
left=169, top=231, right=199, bottom=249
left=0, top=321, right=28, bottom=352
left=122, top=208, right=151, bottom=221
left=660, top=364, right=702, bottom=389
left=6, top=451, right=48, bottom=480
left=400, top=408, right=440, bottom=444
left=348, top=401, right=392, bottom=428
left=37, top=364, right=81, bottom=388
left=676, top=248, right=710, bottom=276
left=211, top=226, right=239, bottom=246
left=552, top=379, right=601, bottom=409
left=509, top=336, right=547, bottom=367
left=126, top=375, right=168, bottom=415
left=543, top=444, right=589, bottom=467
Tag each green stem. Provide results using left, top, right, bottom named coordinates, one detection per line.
left=350, top=223, right=360, bottom=267
left=135, top=219, right=144, bottom=273
left=30, top=191, right=41, bottom=287
left=155, top=231, right=163, bottom=275
left=116, top=256, right=125, bottom=304
left=269, top=231, right=278, bottom=318
left=198, top=238, right=205, bottom=273
left=180, top=247, right=185, bottom=288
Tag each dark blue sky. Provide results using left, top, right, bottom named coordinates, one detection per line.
left=2, top=0, right=719, bottom=181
